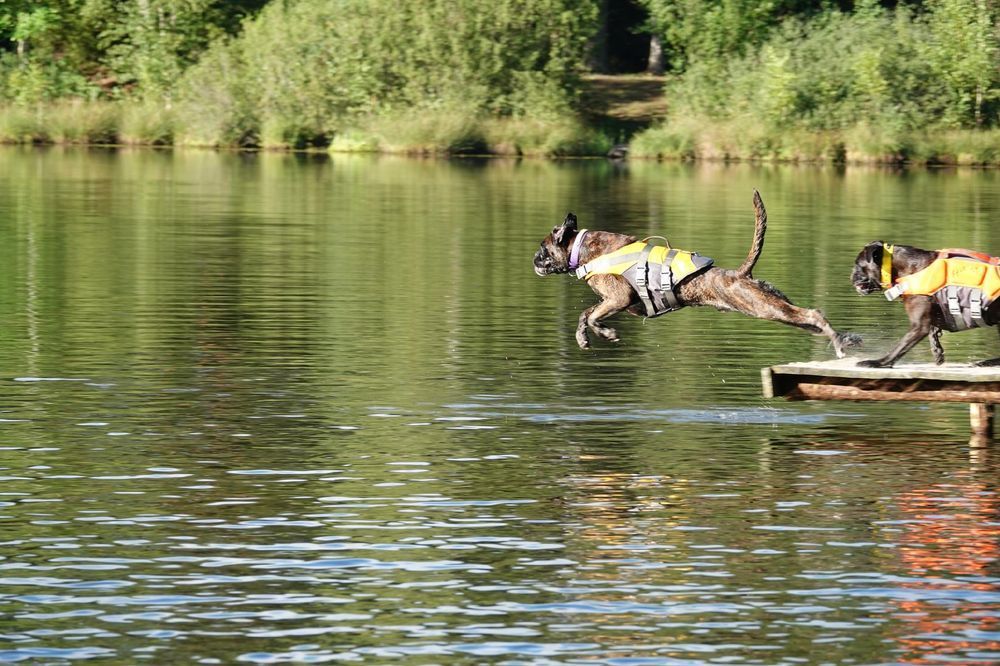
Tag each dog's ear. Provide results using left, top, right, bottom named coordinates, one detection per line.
left=552, top=212, right=578, bottom=246
left=862, top=241, right=884, bottom=267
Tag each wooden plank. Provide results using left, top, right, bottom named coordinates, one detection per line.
left=769, top=359, right=1000, bottom=383
left=790, top=383, right=1000, bottom=403
left=763, top=358, right=1000, bottom=439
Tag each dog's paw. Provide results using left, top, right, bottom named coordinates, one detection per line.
left=857, top=359, right=890, bottom=368
left=596, top=328, right=620, bottom=343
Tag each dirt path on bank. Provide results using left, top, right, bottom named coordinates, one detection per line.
left=579, top=73, right=668, bottom=140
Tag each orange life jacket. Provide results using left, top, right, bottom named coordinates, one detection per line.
left=886, top=250, right=1000, bottom=331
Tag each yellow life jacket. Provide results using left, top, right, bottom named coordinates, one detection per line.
left=886, top=251, right=1000, bottom=331
left=575, top=238, right=713, bottom=317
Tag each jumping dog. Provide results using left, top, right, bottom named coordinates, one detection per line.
left=533, top=190, right=860, bottom=355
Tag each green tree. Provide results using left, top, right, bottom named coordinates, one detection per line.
left=0, top=1, right=99, bottom=102
left=637, top=0, right=805, bottom=71
left=91, top=0, right=264, bottom=100
left=922, top=0, right=999, bottom=127
left=176, top=0, right=599, bottom=146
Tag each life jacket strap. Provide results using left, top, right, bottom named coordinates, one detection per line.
left=576, top=250, right=644, bottom=280
left=634, top=241, right=657, bottom=316
left=971, top=291, right=986, bottom=327
left=885, top=284, right=905, bottom=301
left=661, top=249, right=681, bottom=311
left=880, top=243, right=895, bottom=289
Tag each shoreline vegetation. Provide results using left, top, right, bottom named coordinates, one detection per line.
left=1, top=1, right=998, bottom=166
left=3, top=96, right=1000, bottom=167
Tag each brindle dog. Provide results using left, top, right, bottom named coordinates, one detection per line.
left=533, top=190, right=861, bottom=354
left=851, top=241, right=1000, bottom=367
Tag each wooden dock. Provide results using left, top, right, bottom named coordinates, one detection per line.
left=762, top=358, right=1000, bottom=438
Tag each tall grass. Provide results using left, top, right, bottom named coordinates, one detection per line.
left=631, top=118, right=1000, bottom=165
left=326, top=108, right=613, bottom=157
left=119, top=102, right=175, bottom=146
left=46, top=101, right=119, bottom=144
left=0, top=106, right=46, bottom=144
left=0, top=101, right=118, bottom=145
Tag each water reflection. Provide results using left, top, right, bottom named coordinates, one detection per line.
left=886, top=475, right=1000, bottom=664
left=0, top=148, right=997, bottom=663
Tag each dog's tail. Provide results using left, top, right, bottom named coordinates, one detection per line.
left=735, top=189, right=767, bottom=278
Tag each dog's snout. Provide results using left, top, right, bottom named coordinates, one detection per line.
left=533, top=246, right=552, bottom=276
left=850, top=264, right=880, bottom=295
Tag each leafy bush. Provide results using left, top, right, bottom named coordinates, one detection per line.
left=175, top=0, right=599, bottom=147
left=671, top=2, right=998, bottom=132
left=633, top=0, right=1000, bottom=163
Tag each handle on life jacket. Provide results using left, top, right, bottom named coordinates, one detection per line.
left=644, top=235, right=671, bottom=248
left=940, top=248, right=1000, bottom=265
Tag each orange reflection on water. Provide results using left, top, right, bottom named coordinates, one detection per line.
left=887, top=476, right=1000, bottom=664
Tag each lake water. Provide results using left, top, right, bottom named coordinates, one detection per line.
left=0, top=148, right=998, bottom=664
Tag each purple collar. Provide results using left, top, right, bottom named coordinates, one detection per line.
left=568, top=229, right=588, bottom=270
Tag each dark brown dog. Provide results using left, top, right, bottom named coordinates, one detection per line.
left=533, top=190, right=860, bottom=355
left=851, top=241, right=1000, bottom=367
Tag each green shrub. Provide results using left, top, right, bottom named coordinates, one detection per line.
left=44, top=101, right=119, bottom=144
left=175, top=0, right=599, bottom=148
left=0, top=101, right=119, bottom=145
left=0, top=105, right=45, bottom=143
left=119, top=101, right=175, bottom=145
left=632, top=1, right=1000, bottom=164
left=361, top=108, right=488, bottom=155
left=629, top=122, right=697, bottom=160
left=479, top=115, right=611, bottom=156
left=173, top=43, right=255, bottom=147
left=327, top=130, right=381, bottom=153
left=662, top=2, right=999, bottom=136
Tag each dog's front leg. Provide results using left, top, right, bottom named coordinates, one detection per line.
left=858, top=297, right=933, bottom=367
left=576, top=298, right=630, bottom=349
left=576, top=277, right=634, bottom=349
left=576, top=306, right=596, bottom=348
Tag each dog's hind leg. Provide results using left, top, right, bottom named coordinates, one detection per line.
left=765, top=302, right=860, bottom=358
left=929, top=326, right=945, bottom=365
left=719, top=280, right=861, bottom=358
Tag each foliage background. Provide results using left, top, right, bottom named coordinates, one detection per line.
left=0, top=0, right=997, bottom=159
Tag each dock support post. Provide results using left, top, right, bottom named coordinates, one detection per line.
left=969, top=403, right=994, bottom=439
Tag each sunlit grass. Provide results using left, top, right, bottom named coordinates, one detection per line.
left=119, top=101, right=175, bottom=146
left=328, top=109, right=613, bottom=157
left=46, top=101, right=119, bottom=144
left=632, top=118, right=1000, bottom=166
left=0, top=105, right=45, bottom=144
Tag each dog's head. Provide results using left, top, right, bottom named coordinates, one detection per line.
left=851, top=241, right=888, bottom=295
left=533, top=213, right=578, bottom=277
